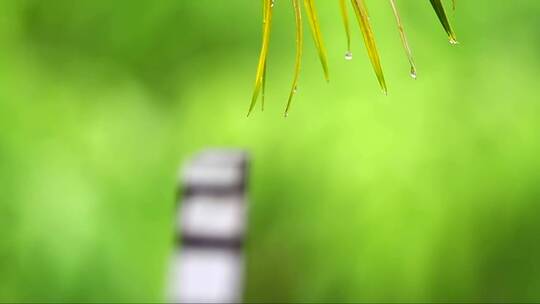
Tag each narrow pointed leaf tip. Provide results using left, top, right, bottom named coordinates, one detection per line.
left=248, top=0, right=273, bottom=116
left=303, top=0, right=330, bottom=82
left=339, top=0, right=352, bottom=55
left=389, top=0, right=417, bottom=79
left=261, top=1, right=269, bottom=112
left=350, top=0, right=387, bottom=94
left=430, top=0, right=458, bottom=44
left=285, top=0, right=303, bottom=117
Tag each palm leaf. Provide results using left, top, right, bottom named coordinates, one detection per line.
left=350, top=0, right=387, bottom=94
left=248, top=0, right=459, bottom=115
left=261, top=61, right=268, bottom=111
left=430, top=0, right=458, bottom=44
left=339, top=0, right=352, bottom=56
left=284, top=0, right=304, bottom=116
left=389, top=0, right=417, bottom=79
left=261, top=2, right=269, bottom=111
left=248, top=0, right=273, bottom=116
left=303, top=0, right=329, bottom=82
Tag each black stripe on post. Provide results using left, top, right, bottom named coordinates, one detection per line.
left=168, top=149, right=249, bottom=304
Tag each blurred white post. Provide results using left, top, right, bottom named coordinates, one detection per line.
left=168, top=149, right=249, bottom=303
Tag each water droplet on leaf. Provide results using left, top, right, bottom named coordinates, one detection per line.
left=410, top=68, right=417, bottom=79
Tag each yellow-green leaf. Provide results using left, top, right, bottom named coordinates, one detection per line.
left=389, top=0, right=417, bottom=79
left=430, top=0, right=458, bottom=44
left=261, top=2, right=268, bottom=111
left=350, top=0, right=387, bottom=94
left=285, top=0, right=303, bottom=116
left=248, top=0, right=273, bottom=116
left=303, top=0, right=329, bottom=82
left=261, top=61, right=267, bottom=111
left=339, top=0, right=352, bottom=54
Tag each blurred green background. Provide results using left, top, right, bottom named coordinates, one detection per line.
left=1, top=0, right=540, bottom=302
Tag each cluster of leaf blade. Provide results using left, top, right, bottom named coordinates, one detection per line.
left=249, top=0, right=458, bottom=116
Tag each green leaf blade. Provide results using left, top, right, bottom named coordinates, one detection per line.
left=248, top=0, right=274, bottom=116
left=285, top=0, right=304, bottom=116
left=303, top=0, right=330, bottom=82
left=430, top=0, right=458, bottom=44
left=389, top=0, right=417, bottom=79
left=339, top=0, right=352, bottom=53
left=350, top=0, right=387, bottom=94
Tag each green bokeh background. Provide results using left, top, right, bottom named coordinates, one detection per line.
left=1, top=0, right=540, bottom=302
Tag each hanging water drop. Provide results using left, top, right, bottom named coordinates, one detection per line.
left=410, top=67, right=417, bottom=79
left=449, top=38, right=459, bottom=45
left=344, top=51, right=353, bottom=61
left=271, top=0, right=275, bottom=8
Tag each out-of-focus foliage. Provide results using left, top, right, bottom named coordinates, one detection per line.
left=1, top=0, right=540, bottom=302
